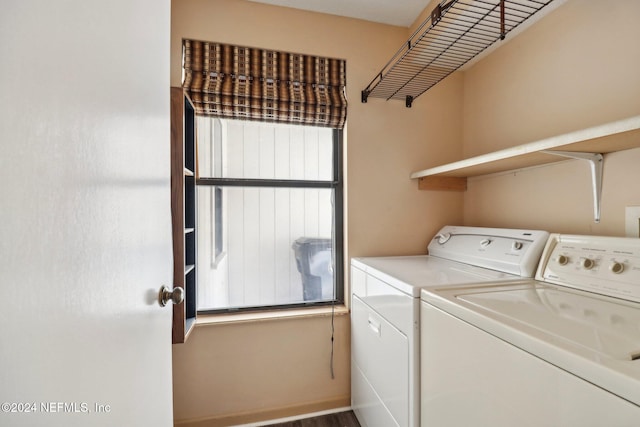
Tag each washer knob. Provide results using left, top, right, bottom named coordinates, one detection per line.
left=557, top=255, right=569, bottom=265
left=512, top=241, right=524, bottom=251
left=581, top=258, right=595, bottom=270
left=610, top=262, right=625, bottom=274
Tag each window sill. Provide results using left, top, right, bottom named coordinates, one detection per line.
left=195, top=305, right=349, bottom=326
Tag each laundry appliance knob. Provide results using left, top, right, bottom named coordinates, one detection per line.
left=581, top=258, right=595, bottom=270
left=610, top=262, right=625, bottom=274
left=480, top=238, right=492, bottom=248
left=435, top=232, right=451, bottom=244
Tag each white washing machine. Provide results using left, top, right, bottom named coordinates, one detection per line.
left=350, top=225, right=549, bottom=427
left=420, top=233, right=640, bottom=426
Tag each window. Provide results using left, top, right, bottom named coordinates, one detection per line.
left=196, top=118, right=343, bottom=312
left=181, top=40, right=347, bottom=313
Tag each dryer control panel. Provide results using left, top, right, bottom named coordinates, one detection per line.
left=536, top=234, right=640, bottom=302
left=428, top=225, right=549, bottom=278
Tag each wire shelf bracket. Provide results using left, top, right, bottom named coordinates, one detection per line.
left=361, top=0, right=557, bottom=107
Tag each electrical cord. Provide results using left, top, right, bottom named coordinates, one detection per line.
left=330, top=297, right=335, bottom=380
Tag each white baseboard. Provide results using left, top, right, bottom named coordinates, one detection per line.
left=174, top=396, right=351, bottom=427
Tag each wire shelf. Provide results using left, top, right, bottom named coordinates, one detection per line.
left=362, top=0, right=555, bottom=107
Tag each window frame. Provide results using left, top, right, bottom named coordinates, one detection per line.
left=196, top=127, right=344, bottom=314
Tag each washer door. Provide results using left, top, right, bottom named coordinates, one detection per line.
left=420, top=301, right=640, bottom=427
left=457, top=284, right=640, bottom=361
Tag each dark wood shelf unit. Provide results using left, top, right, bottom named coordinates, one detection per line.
left=171, top=87, right=197, bottom=344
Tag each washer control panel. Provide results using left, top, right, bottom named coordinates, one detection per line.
left=537, top=234, right=640, bottom=302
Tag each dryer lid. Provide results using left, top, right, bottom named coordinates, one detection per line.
left=352, top=255, right=518, bottom=297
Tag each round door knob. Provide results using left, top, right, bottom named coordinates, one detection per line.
left=581, top=258, right=595, bottom=270
left=159, top=286, right=184, bottom=307
left=610, top=262, right=625, bottom=274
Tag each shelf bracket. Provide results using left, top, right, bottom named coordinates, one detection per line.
left=542, top=150, right=604, bottom=223
left=406, top=95, right=413, bottom=108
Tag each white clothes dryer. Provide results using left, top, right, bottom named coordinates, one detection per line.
left=350, top=225, right=549, bottom=427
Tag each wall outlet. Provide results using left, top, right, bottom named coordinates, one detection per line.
left=625, top=206, right=640, bottom=238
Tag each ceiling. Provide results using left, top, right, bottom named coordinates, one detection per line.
left=246, top=0, right=431, bottom=27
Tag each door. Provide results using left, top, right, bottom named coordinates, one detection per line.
left=0, top=1, right=173, bottom=426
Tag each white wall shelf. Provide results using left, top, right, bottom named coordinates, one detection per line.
left=412, top=115, right=640, bottom=184
left=411, top=115, right=640, bottom=222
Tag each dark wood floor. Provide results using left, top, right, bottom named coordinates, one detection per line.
left=264, top=410, right=361, bottom=427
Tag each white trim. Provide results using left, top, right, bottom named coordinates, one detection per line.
left=196, top=304, right=349, bottom=326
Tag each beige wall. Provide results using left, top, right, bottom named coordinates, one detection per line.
left=171, top=0, right=463, bottom=424
left=173, top=313, right=351, bottom=426
left=461, top=0, right=640, bottom=234
left=171, top=1, right=640, bottom=423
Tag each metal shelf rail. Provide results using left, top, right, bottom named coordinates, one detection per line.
left=361, top=0, right=555, bottom=107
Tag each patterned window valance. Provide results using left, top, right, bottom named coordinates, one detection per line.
left=182, top=39, right=347, bottom=129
